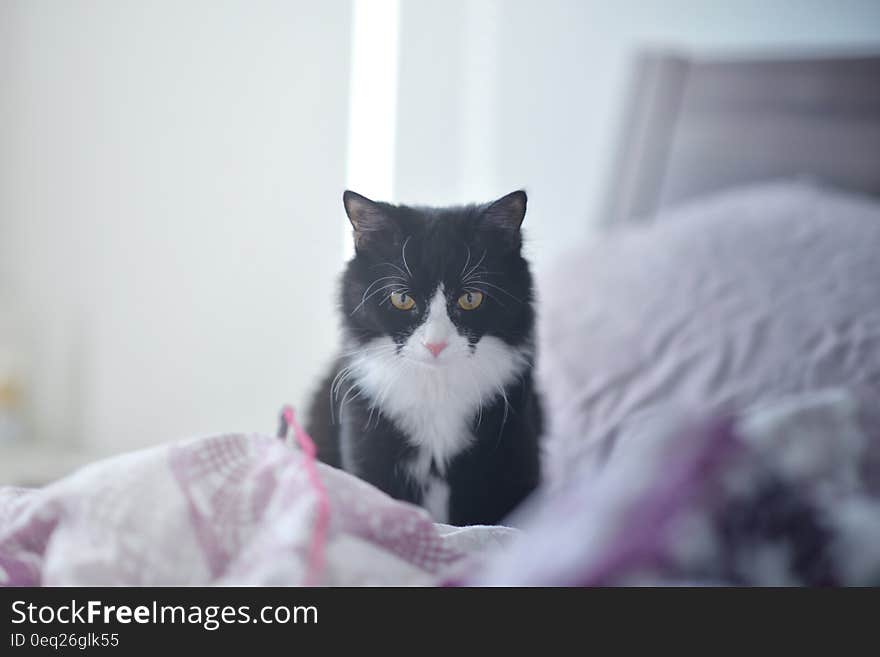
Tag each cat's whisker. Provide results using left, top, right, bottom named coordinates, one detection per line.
left=337, top=381, right=366, bottom=420
left=356, top=276, right=407, bottom=309
left=337, top=344, right=398, bottom=360
left=334, top=348, right=401, bottom=421
left=464, top=269, right=502, bottom=278
left=368, top=282, right=407, bottom=298
left=401, top=236, right=414, bottom=279
left=463, top=285, right=506, bottom=309
left=330, top=366, right=361, bottom=421
left=351, top=283, right=409, bottom=315
left=329, top=365, right=356, bottom=424
left=463, top=267, right=486, bottom=280
left=330, top=364, right=352, bottom=396
left=363, top=284, right=407, bottom=305
left=331, top=369, right=356, bottom=401
left=493, top=382, right=512, bottom=448
left=459, top=246, right=472, bottom=279
left=371, top=262, right=408, bottom=278
left=340, top=340, right=400, bottom=354
left=463, top=366, right=486, bottom=429
left=362, top=275, right=406, bottom=294
left=464, top=280, right=524, bottom=304
left=372, top=368, right=398, bottom=427
left=461, top=249, right=487, bottom=282
left=363, top=355, right=402, bottom=430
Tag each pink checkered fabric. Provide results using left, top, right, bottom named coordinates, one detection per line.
left=0, top=433, right=513, bottom=586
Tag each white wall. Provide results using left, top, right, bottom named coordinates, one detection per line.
left=393, top=0, right=880, bottom=274
left=0, top=1, right=353, bottom=451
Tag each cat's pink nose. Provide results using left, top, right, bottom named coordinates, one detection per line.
left=424, top=341, right=448, bottom=358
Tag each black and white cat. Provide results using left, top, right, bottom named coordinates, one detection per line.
left=307, top=190, right=542, bottom=526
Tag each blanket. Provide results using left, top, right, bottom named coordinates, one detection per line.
left=2, top=388, right=878, bottom=586
left=472, top=388, right=880, bottom=586
left=0, top=432, right=514, bottom=586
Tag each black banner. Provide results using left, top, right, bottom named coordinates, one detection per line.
left=0, top=586, right=869, bottom=651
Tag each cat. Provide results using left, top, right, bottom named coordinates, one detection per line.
left=306, top=190, right=542, bottom=526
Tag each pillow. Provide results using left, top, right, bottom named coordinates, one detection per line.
left=537, top=180, right=880, bottom=483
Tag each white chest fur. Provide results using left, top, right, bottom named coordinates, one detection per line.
left=347, top=334, right=529, bottom=482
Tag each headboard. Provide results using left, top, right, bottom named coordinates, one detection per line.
left=603, top=51, right=880, bottom=225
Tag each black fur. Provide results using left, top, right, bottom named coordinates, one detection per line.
left=307, top=191, right=542, bottom=525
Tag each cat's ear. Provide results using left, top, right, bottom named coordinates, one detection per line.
left=481, top=190, right=527, bottom=250
left=343, top=190, right=398, bottom=251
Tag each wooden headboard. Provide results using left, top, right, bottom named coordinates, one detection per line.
left=603, top=51, right=880, bottom=225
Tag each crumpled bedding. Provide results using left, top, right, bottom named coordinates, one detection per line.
left=1, top=388, right=878, bottom=586
left=471, top=387, right=880, bottom=586
left=0, top=433, right=514, bottom=586
left=537, top=180, right=880, bottom=484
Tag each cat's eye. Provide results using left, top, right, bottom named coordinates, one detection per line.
left=458, top=291, right=483, bottom=310
left=390, top=291, right=415, bottom=310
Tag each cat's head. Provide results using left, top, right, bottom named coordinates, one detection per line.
left=339, top=190, right=535, bottom=367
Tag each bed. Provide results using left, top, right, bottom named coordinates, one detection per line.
left=3, top=51, right=880, bottom=587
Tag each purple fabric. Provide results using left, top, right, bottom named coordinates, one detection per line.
left=471, top=388, right=880, bottom=586
left=576, top=417, right=739, bottom=586
left=536, top=181, right=880, bottom=484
